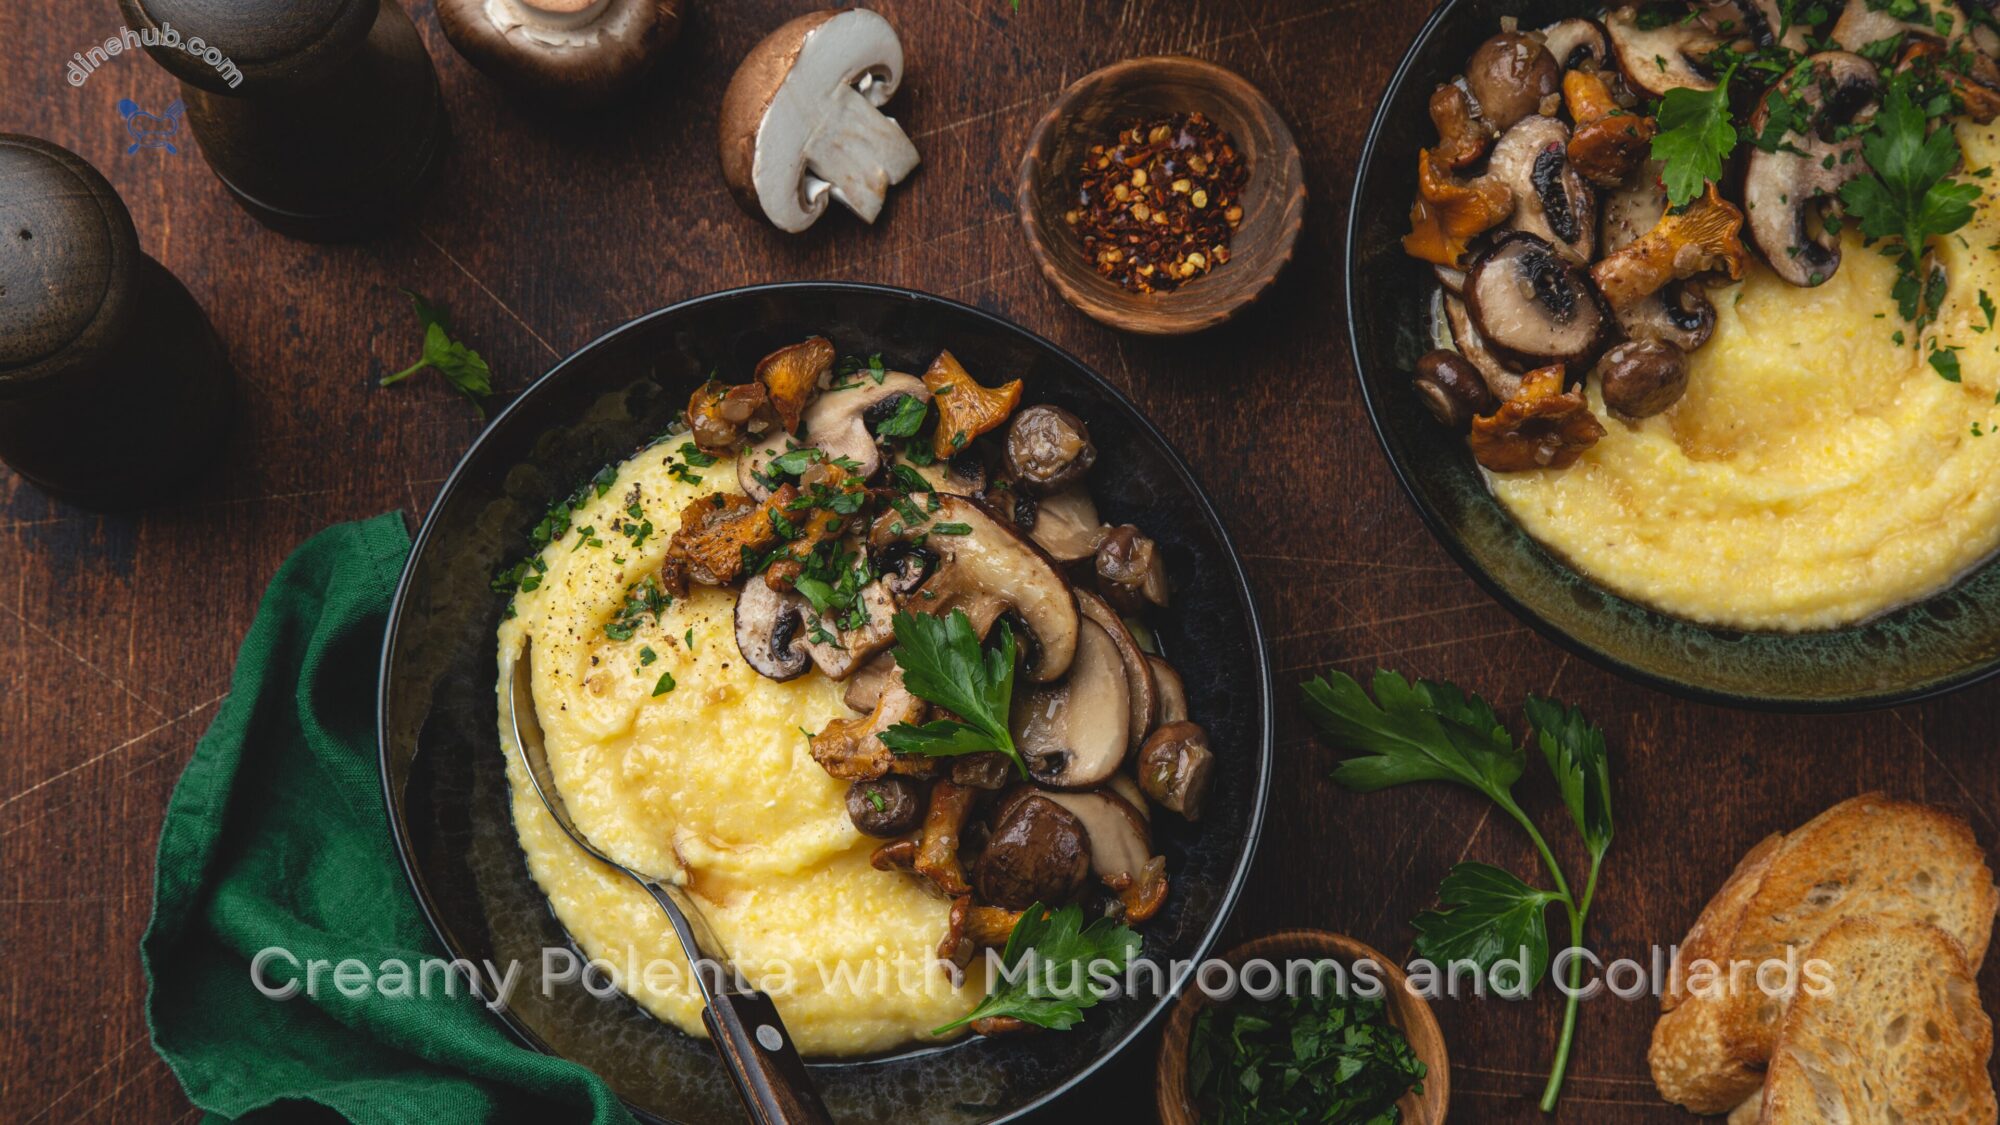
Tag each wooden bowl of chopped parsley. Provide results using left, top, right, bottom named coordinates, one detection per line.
left=1156, top=929, right=1448, bottom=1124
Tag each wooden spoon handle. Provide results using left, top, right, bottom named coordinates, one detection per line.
left=701, top=987, right=834, bottom=1125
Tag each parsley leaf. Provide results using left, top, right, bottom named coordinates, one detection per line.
left=1841, top=78, right=1982, bottom=322
left=1651, top=69, right=1738, bottom=208
left=1190, top=984, right=1426, bottom=1125
left=932, top=902, right=1140, bottom=1034
left=1526, top=696, right=1614, bottom=859
left=1932, top=346, right=1964, bottom=382
left=879, top=610, right=1024, bottom=775
left=873, top=394, right=931, bottom=438
left=1411, top=863, right=1560, bottom=996
left=1303, top=670, right=1523, bottom=798
left=651, top=671, right=676, bottom=697
left=381, top=290, right=493, bottom=414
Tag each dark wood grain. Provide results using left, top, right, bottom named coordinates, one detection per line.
left=3, top=2, right=1998, bottom=1123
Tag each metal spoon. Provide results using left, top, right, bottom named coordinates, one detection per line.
left=507, top=644, right=833, bottom=1125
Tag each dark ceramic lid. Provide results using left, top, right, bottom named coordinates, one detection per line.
left=0, top=136, right=139, bottom=389
left=118, top=0, right=377, bottom=91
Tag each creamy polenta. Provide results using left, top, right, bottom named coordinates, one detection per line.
left=1489, top=123, right=2000, bottom=631
left=495, top=445, right=977, bottom=1055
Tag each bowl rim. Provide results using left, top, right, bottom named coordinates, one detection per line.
left=375, top=280, right=1276, bottom=1123
left=1014, top=53, right=1307, bottom=336
left=1342, top=0, right=2000, bottom=713
left=1152, top=928, right=1451, bottom=1124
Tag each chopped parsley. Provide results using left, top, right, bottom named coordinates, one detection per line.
left=1841, top=75, right=1983, bottom=326
left=651, top=671, right=676, bottom=697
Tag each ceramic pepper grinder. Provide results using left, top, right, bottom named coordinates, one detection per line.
left=437, top=0, right=684, bottom=108
left=117, top=0, right=447, bottom=240
left=0, top=136, right=232, bottom=508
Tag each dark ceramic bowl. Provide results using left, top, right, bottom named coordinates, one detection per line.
left=1347, top=0, right=2000, bottom=710
left=377, top=283, right=1273, bottom=1123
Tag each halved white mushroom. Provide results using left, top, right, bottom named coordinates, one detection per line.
left=1025, top=487, right=1103, bottom=562
left=1076, top=590, right=1157, bottom=750
left=738, top=371, right=929, bottom=498
left=1605, top=5, right=1723, bottom=96
left=437, top=0, right=683, bottom=108
left=873, top=494, right=1080, bottom=682
left=1489, top=116, right=1596, bottom=263
left=718, top=8, right=921, bottom=233
left=1011, top=617, right=1129, bottom=789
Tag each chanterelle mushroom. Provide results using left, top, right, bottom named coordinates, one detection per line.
left=1590, top=184, right=1746, bottom=310
left=1468, top=364, right=1606, bottom=472
left=1743, top=52, right=1881, bottom=287
left=437, top=0, right=683, bottom=108
left=718, top=8, right=921, bottom=233
left=1403, top=147, right=1515, bottom=266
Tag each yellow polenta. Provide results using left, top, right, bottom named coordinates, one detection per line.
left=495, top=445, right=977, bottom=1054
left=1490, top=122, right=2000, bottom=631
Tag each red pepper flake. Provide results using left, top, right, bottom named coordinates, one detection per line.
left=1067, top=111, right=1248, bottom=294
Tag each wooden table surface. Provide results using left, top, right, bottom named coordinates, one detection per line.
left=6, top=1, right=1999, bottom=1122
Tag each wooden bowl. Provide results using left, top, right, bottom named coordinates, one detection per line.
left=1015, top=56, right=1305, bottom=335
left=1155, top=929, right=1450, bottom=1124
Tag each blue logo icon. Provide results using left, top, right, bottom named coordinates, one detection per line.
left=117, top=98, right=185, bottom=154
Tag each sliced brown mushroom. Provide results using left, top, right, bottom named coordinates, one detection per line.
left=1023, top=487, right=1103, bottom=563
left=1136, top=721, right=1214, bottom=821
left=1618, top=281, right=1716, bottom=353
left=1605, top=5, right=1724, bottom=96
left=894, top=449, right=985, bottom=496
left=873, top=494, right=1080, bottom=682
left=1464, top=31, right=1562, bottom=131
left=846, top=775, right=924, bottom=837
left=1093, top=524, right=1170, bottom=614
left=1012, top=617, right=1130, bottom=789
left=1107, top=773, right=1151, bottom=819
left=1004, top=404, right=1097, bottom=494
left=1488, top=116, right=1596, bottom=263
left=798, top=579, right=898, bottom=679
left=436, top=0, right=683, bottom=108
left=1465, top=232, right=1612, bottom=369
left=1435, top=264, right=1468, bottom=296
left=974, top=790, right=1092, bottom=909
left=1743, top=52, right=1881, bottom=287
left=1445, top=293, right=1527, bottom=402
left=1833, top=0, right=1974, bottom=54
left=1414, top=349, right=1501, bottom=432
left=1594, top=339, right=1691, bottom=419
left=1077, top=590, right=1158, bottom=750
left=1600, top=162, right=1667, bottom=254
left=842, top=652, right=896, bottom=712
left=1147, top=655, right=1188, bottom=726
left=1700, top=0, right=1812, bottom=52
left=734, top=576, right=813, bottom=681
left=738, top=371, right=929, bottom=498
left=1539, top=17, right=1611, bottom=71
left=718, top=8, right=920, bottom=232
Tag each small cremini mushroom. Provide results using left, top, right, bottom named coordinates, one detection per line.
left=1468, top=364, right=1606, bottom=472
left=1429, top=83, right=1496, bottom=170
left=1022, top=487, right=1103, bottom=563
left=1743, top=52, right=1881, bottom=287
left=846, top=775, right=924, bottom=837
left=1464, top=31, right=1562, bottom=131
left=974, top=791, right=1092, bottom=909
left=1414, top=349, right=1500, bottom=432
left=1093, top=524, right=1170, bottom=614
left=1605, top=5, right=1723, bottom=96
left=1618, top=280, right=1715, bottom=353
left=872, top=494, right=1080, bottom=682
left=1465, top=232, right=1612, bottom=369
left=1594, top=339, right=1690, bottom=419
left=1564, top=69, right=1655, bottom=188
left=1403, top=147, right=1516, bottom=266
left=1136, top=720, right=1214, bottom=821
left=738, top=370, right=929, bottom=498
left=1004, top=404, right=1096, bottom=494
left=1012, top=617, right=1130, bottom=789
left=1590, top=184, right=1746, bottom=310
left=1147, top=655, right=1188, bottom=726
left=1488, top=116, right=1596, bottom=263
left=437, top=0, right=683, bottom=109
left=718, top=8, right=921, bottom=233
left=925, top=350, right=1022, bottom=459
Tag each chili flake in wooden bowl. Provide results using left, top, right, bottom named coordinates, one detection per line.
left=1068, top=111, right=1248, bottom=293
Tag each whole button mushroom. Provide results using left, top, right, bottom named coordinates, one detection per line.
left=1005, top=404, right=1097, bottom=493
left=437, top=0, right=683, bottom=108
left=1594, top=339, right=1689, bottom=419
left=973, top=793, right=1091, bottom=910
left=1413, top=350, right=1498, bottom=432
left=1464, top=31, right=1561, bottom=130
left=846, top=776, right=924, bottom=837
left=719, top=9, right=921, bottom=233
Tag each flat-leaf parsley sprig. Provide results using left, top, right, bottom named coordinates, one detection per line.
left=381, top=289, right=493, bottom=414
left=932, top=901, right=1140, bottom=1034
left=1301, top=670, right=1615, bottom=1113
left=878, top=609, right=1027, bottom=777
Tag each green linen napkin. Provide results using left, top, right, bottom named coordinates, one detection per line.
left=142, top=512, right=635, bottom=1125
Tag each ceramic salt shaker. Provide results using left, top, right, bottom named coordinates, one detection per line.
left=0, top=135, right=232, bottom=508
left=118, top=0, right=448, bottom=240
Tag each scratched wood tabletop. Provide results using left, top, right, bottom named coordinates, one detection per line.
left=5, top=1, right=1999, bottom=1122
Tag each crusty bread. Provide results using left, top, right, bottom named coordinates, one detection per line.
left=1760, top=918, right=1996, bottom=1124
left=1651, top=795, right=1998, bottom=1114
left=1725, top=1093, right=1761, bottom=1125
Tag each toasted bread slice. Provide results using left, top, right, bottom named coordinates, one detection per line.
left=1726, top=1093, right=1761, bottom=1125
left=1651, top=795, right=1998, bottom=1114
left=1761, top=918, right=1996, bottom=1124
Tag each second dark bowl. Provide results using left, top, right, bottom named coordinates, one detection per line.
left=1346, top=0, right=2000, bottom=711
